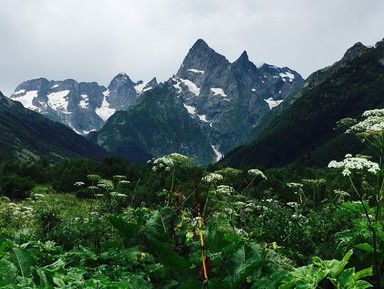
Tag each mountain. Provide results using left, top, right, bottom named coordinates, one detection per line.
left=89, top=84, right=215, bottom=164
left=89, top=39, right=303, bottom=164
left=222, top=39, right=384, bottom=168
left=171, top=39, right=304, bottom=155
left=0, top=91, right=106, bottom=162
left=10, top=74, right=157, bottom=135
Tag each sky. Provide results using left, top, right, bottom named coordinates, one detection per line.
left=1, top=0, right=384, bottom=96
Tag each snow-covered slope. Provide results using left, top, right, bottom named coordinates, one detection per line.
left=10, top=74, right=158, bottom=135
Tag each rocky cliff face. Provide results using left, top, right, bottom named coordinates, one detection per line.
left=171, top=39, right=304, bottom=156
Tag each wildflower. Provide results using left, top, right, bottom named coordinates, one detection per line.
left=328, top=154, right=380, bottom=176
left=74, top=181, right=85, bottom=187
left=248, top=169, right=267, bottom=180
left=110, top=192, right=127, bottom=198
left=97, top=179, right=114, bottom=191
left=151, top=153, right=193, bottom=171
left=113, top=175, right=127, bottom=181
left=334, top=189, right=350, bottom=197
left=347, top=109, right=384, bottom=134
left=202, top=173, right=223, bottom=183
left=286, top=202, right=298, bottom=208
left=215, top=185, right=234, bottom=195
left=32, top=193, right=45, bottom=198
left=287, top=182, right=304, bottom=189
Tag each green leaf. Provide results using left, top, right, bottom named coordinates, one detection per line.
left=329, top=249, right=353, bottom=278
left=354, top=267, right=373, bottom=280
left=12, top=246, right=32, bottom=278
left=355, top=243, right=374, bottom=253
left=108, top=216, right=140, bottom=246
left=148, top=238, right=192, bottom=281
left=0, top=260, right=18, bottom=286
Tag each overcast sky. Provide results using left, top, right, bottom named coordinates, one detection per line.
left=1, top=0, right=384, bottom=95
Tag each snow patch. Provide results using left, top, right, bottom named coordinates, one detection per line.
left=183, top=103, right=196, bottom=115
left=51, top=84, right=59, bottom=89
left=96, top=95, right=115, bottom=121
left=279, top=71, right=295, bottom=82
left=134, top=81, right=149, bottom=93
left=264, top=97, right=283, bottom=110
left=187, top=68, right=205, bottom=74
left=210, top=144, right=223, bottom=162
left=12, top=90, right=38, bottom=110
left=211, top=88, right=227, bottom=97
left=103, top=89, right=110, bottom=96
left=173, top=78, right=182, bottom=93
left=251, top=88, right=256, bottom=92
left=79, top=94, right=89, bottom=109
left=14, top=89, right=26, bottom=95
left=183, top=103, right=209, bottom=123
left=47, top=90, right=70, bottom=113
left=197, top=114, right=209, bottom=122
left=179, top=78, right=200, bottom=96
left=68, top=122, right=82, bottom=135
left=83, top=129, right=96, bottom=135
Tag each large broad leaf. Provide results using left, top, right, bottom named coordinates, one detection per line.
left=108, top=216, right=140, bottom=246
left=334, top=267, right=373, bottom=289
left=148, top=238, right=192, bottom=281
left=12, top=246, right=33, bottom=278
left=354, top=243, right=375, bottom=253
left=0, top=259, right=18, bottom=286
left=223, top=260, right=265, bottom=289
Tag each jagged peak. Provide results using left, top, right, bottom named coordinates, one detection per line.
left=191, top=38, right=210, bottom=50
left=147, top=77, right=158, bottom=86
left=238, top=50, right=249, bottom=61
left=109, top=72, right=135, bottom=88
left=233, top=50, right=252, bottom=67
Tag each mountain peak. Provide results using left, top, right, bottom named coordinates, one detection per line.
left=109, top=72, right=135, bottom=87
left=239, top=50, right=249, bottom=61
left=177, top=39, right=229, bottom=76
left=233, top=50, right=250, bottom=65
left=342, top=42, right=369, bottom=62
left=191, top=38, right=210, bottom=50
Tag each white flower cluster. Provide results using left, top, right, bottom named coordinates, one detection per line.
left=248, top=169, right=267, bottom=180
left=110, top=192, right=127, bottom=198
left=74, top=181, right=85, bottom=187
left=347, top=109, right=384, bottom=134
left=97, top=179, right=114, bottom=191
left=328, top=154, right=380, bottom=176
left=1, top=202, right=33, bottom=219
left=362, top=109, right=384, bottom=117
left=151, top=153, right=192, bottom=172
left=202, top=173, right=223, bottom=183
left=215, top=185, right=234, bottom=196
left=286, top=182, right=303, bottom=189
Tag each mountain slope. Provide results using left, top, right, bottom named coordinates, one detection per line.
left=223, top=39, right=384, bottom=168
left=89, top=84, right=215, bottom=164
left=0, top=91, right=106, bottom=162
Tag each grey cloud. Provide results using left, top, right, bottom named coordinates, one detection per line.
left=0, top=0, right=383, bottom=95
